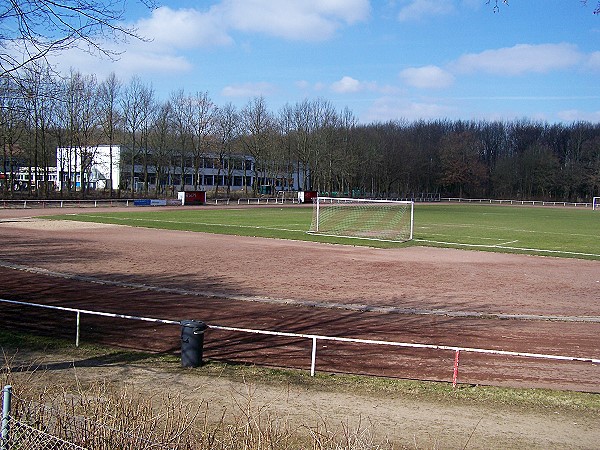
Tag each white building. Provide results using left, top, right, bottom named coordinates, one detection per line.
left=55, top=144, right=307, bottom=194
left=56, top=145, right=121, bottom=191
left=12, top=167, right=57, bottom=191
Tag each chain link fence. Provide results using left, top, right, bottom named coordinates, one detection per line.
left=2, top=385, right=186, bottom=450
left=3, top=416, right=86, bottom=450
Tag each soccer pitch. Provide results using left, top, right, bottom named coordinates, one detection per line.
left=51, top=203, right=600, bottom=260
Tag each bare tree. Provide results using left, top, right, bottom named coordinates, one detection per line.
left=332, top=107, right=358, bottom=196
left=487, top=0, right=509, bottom=13
left=578, top=0, right=599, bottom=13
left=169, top=89, right=194, bottom=192
left=56, top=69, right=99, bottom=196
left=139, top=85, right=156, bottom=195
left=190, top=91, right=214, bottom=190
left=488, top=1, right=599, bottom=14
left=121, top=76, right=152, bottom=196
left=289, top=99, right=313, bottom=191
left=305, top=98, right=338, bottom=194
left=98, top=72, right=122, bottom=197
left=0, top=76, right=26, bottom=196
left=277, top=104, right=297, bottom=196
left=241, top=97, right=275, bottom=196
left=213, top=103, right=240, bottom=197
left=0, top=0, right=153, bottom=78
left=148, top=100, right=174, bottom=195
left=21, top=61, right=59, bottom=197
left=77, top=73, right=101, bottom=196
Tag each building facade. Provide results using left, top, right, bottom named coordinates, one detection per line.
left=56, top=145, right=305, bottom=194
left=56, top=145, right=121, bottom=191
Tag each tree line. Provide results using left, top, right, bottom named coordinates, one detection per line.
left=1, top=65, right=599, bottom=201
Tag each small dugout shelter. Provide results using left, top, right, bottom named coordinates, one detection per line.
left=178, top=191, right=206, bottom=205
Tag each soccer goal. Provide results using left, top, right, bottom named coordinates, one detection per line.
left=593, top=197, right=600, bottom=211
left=309, top=197, right=414, bottom=242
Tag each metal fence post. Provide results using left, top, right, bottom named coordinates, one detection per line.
left=1, top=385, right=12, bottom=450
left=310, top=337, right=317, bottom=376
left=452, top=350, right=460, bottom=388
left=76, top=311, right=81, bottom=347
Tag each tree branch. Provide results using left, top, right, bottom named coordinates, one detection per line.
left=0, top=0, right=153, bottom=78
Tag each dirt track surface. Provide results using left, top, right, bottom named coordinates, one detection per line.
left=1, top=206, right=599, bottom=392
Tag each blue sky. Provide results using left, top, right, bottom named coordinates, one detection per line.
left=51, top=0, right=600, bottom=123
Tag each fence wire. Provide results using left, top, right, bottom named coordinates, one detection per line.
left=4, top=417, right=87, bottom=450
left=2, top=390, right=184, bottom=450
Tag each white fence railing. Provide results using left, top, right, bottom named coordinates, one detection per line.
left=1, top=197, right=595, bottom=209
left=440, top=197, right=594, bottom=208
left=1, top=298, right=599, bottom=387
left=0, top=197, right=300, bottom=209
left=0, top=199, right=136, bottom=209
left=206, top=197, right=291, bottom=205
left=236, top=197, right=297, bottom=205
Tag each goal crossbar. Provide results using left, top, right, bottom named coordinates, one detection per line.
left=310, top=197, right=414, bottom=242
left=593, top=197, right=600, bottom=211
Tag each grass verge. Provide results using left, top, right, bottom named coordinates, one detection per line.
left=2, top=329, right=598, bottom=414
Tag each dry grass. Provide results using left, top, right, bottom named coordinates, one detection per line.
left=1, top=352, right=395, bottom=450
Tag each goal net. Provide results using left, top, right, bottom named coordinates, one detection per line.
left=594, top=197, right=600, bottom=211
left=309, top=197, right=414, bottom=242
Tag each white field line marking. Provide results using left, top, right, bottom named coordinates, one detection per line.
left=62, top=214, right=305, bottom=234
left=414, top=238, right=600, bottom=258
left=2, top=260, right=600, bottom=323
left=496, top=240, right=519, bottom=246
left=418, top=231, right=519, bottom=242
left=429, top=222, right=598, bottom=239
left=306, top=232, right=406, bottom=243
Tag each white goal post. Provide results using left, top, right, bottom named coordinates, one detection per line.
left=309, top=197, right=414, bottom=242
left=594, top=197, right=600, bottom=211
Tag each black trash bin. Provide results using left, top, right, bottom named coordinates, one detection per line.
left=180, top=320, right=208, bottom=367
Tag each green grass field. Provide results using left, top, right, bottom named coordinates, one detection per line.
left=50, top=203, right=600, bottom=260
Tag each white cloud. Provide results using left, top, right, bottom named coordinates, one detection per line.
left=318, top=0, right=370, bottom=23
left=82, top=0, right=370, bottom=80
left=398, top=0, right=455, bottom=22
left=452, top=43, right=583, bottom=75
left=400, top=65, right=455, bottom=89
left=586, top=51, right=600, bottom=71
left=329, top=76, right=400, bottom=94
left=47, top=44, right=194, bottom=81
left=296, top=80, right=311, bottom=90
left=294, top=80, right=328, bottom=91
left=365, top=97, right=456, bottom=122
left=222, top=82, right=276, bottom=97
left=218, top=0, right=370, bottom=41
left=331, top=76, right=362, bottom=93
left=49, top=6, right=230, bottom=79
left=314, top=81, right=327, bottom=91
left=116, top=51, right=194, bottom=74
left=557, top=109, right=600, bottom=122
left=136, top=6, right=233, bottom=49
